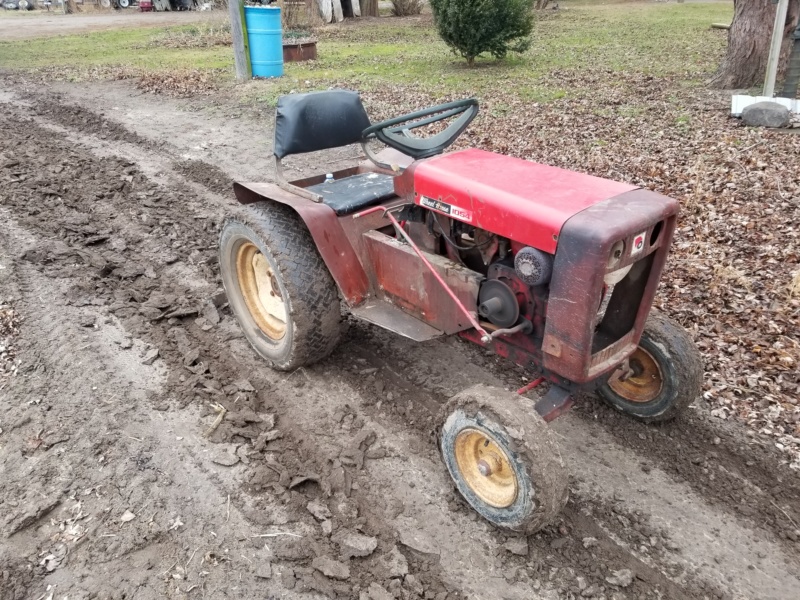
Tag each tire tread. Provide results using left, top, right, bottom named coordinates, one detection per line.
left=220, top=202, right=341, bottom=369
left=437, top=384, right=569, bottom=534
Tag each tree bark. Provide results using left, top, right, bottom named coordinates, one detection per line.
left=710, top=0, right=800, bottom=89
left=359, top=0, right=378, bottom=17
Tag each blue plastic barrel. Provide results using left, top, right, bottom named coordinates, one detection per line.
left=244, top=6, right=283, bottom=78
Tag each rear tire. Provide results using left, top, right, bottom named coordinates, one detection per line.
left=437, top=385, right=569, bottom=534
left=219, top=202, right=342, bottom=371
left=597, top=313, right=702, bottom=423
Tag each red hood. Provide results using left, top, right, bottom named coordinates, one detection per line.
left=413, top=148, right=638, bottom=254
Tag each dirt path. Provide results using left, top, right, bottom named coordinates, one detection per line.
left=1, top=76, right=798, bottom=600
left=0, top=9, right=217, bottom=41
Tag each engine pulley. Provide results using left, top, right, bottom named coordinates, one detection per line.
left=478, top=280, right=520, bottom=328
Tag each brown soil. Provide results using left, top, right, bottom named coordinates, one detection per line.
left=0, top=75, right=799, bottom=600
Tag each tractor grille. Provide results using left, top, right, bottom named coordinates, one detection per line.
left=590, top=329, right=636, bottom=371
left=591, top=253, right=654, bottom=356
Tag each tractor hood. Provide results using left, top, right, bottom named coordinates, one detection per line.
left=412, top=148, right=638, bottom=254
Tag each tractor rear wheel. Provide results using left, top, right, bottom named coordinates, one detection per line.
left=219, top=202, right=342, bottom=371
left=437, top=385, right=569, bottom=534
left=597, top=313, right=702, bottom=423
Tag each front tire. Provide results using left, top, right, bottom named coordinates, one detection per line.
left=219, top=202, right=342, bottom=371
left=438, top=385, right=569, bottom=534
left=597, top=313, right=702, bottom=423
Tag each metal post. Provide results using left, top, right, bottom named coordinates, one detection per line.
left=229, top=0, right=252, bottom=80
left=779, top=23, right=800, bottom=98
left=764, top=0, right=790, bottom=97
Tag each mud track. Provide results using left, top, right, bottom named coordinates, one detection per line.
left=1, top=77, right=798, bottom=600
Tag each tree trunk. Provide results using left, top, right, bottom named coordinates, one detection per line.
left=359, top=0, right=378, bottom=17
left=317, top=0, right=333, bottom=23
left=710, top=0, right=800, bottom=89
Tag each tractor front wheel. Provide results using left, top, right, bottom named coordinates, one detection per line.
left=597, top=313, right=702, bottom=423
left=219, top=202, right=342, bottom=371
left=437, top=385, right=569, bottom=534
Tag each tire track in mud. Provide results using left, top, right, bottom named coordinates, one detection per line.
left=0, top=180, right=313, bottom=598
left=117, top=92, right=800, bottom=595
left=335, top=319, right=800, bottom=541
left=0, top=101, right=608, bottom=597
left=0, top=99, right=678, bottom=600
left=2, top=91, right=798, bottom=599
left=572, top=398, right=800, bottom=556
left=331, top=321, right=800, bottom=598
left=321, top=325, right=800, bottom=600
left=0, top=109, right=484, bottom=599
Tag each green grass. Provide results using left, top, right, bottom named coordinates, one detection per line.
left=256, top=3, right=732, bottom=103
left=0, top=9, right=48, bottom=17
left=0, top=23, right=232, bottom=72
left=0, top=2, right=733, bottom=101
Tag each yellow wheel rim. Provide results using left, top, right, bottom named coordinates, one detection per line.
left=454, top=428, right=518, bottom=508
left=608, top=347, right=663, bottom=403
left=235, top=242, right=287, bottom=341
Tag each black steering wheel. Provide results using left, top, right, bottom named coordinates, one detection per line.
left=362, top=98, right=479, bottom=160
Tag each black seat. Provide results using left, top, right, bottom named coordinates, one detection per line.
left=273, top=90, right=398, bottom=213
left=306, top=172, right=396, bottom=216
left=274, top=90, right=372, bottom=159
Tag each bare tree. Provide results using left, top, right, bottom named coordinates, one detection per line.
left=710, top=0, right=800, bottom=89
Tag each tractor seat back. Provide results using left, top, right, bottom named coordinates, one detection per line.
left=273, top=90, right=398, bottom=216
left=273, top=90, right=371, bottom=159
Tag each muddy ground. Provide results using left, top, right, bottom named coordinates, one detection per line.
left=0, top=76, right=799, bottom=600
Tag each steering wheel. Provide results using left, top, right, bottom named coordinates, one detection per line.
left=362, top=98, right=479, bottom=161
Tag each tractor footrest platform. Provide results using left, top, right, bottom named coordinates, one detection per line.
left=350, top=300, right=443, bottom=342
left=307, top=173, right=397, bottom=216
left=534, top=386, right=574, bottom=423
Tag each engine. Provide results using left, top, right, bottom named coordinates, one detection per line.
left=399, top=206, right=552, bottom=338
left=401, top=147, right=678, bottom=385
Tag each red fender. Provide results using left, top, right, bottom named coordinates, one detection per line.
left=232, top=181, right=370, bottom=305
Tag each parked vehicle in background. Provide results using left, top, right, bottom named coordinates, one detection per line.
left=3, top=0, right=34, bottom=10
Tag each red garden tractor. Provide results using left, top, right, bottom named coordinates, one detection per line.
left=219, top=91, right=702, bottom=533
